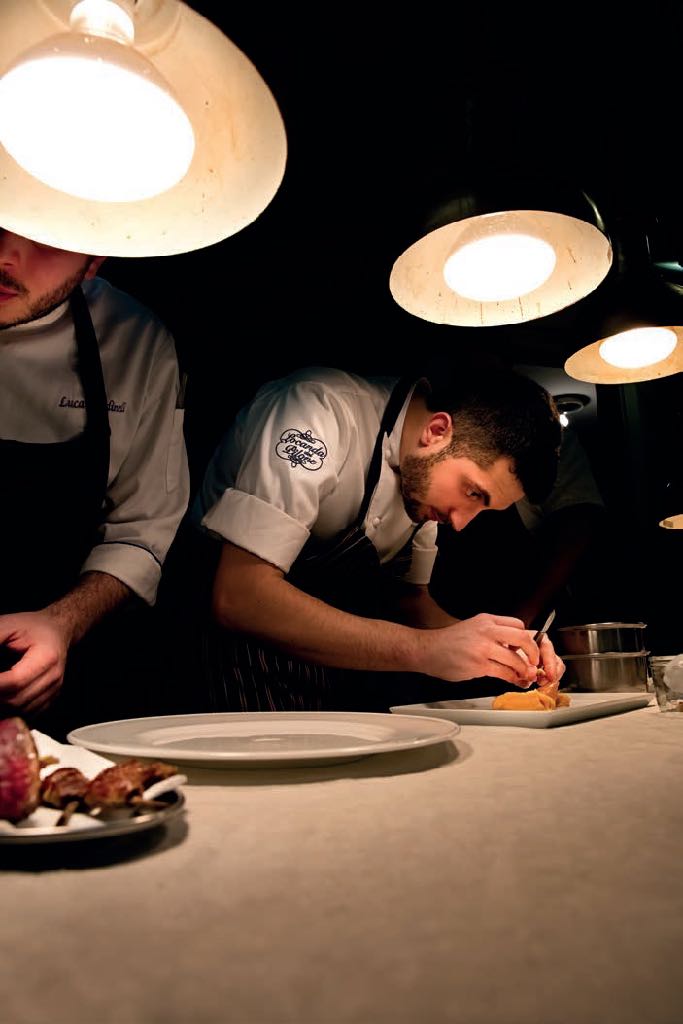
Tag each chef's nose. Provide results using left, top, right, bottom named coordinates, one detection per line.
left=448, top=507, right=479, bottom=532
left=0, top=230, right=24, bottom=265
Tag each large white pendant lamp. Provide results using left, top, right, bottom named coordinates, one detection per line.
left=0, top=0, right=287, bottom=256
left=0, top=0, right=196, bottom=203
left=389, top=182, right=613, bottom=327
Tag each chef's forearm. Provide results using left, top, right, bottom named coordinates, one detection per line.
left=213, top=547, right=422, bottom=673
left=44, top=572, right=132, bottom=646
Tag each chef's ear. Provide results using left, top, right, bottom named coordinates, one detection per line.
left=84, top=255, right=107, bottom=279
left=420, top=411, right=452, bottom=448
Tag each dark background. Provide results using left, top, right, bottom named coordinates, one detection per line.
left=102, top=1, right=683, bottom=651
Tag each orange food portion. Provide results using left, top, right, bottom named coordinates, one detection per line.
left=492, top=689, right=571, bottom=711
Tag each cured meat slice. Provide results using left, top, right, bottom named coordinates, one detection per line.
left=0, top=717, right=40, bottom=822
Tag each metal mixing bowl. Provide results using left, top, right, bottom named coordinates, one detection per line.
left=555, top=622, right=647, bottom=655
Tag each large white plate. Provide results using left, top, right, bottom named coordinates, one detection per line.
left=0, top=791, right=185, bottom=846
left=390, top=692, right=652, bottom=729
left=68, top=712, right=459, bottom=768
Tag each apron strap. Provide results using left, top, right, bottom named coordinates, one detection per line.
left=358, top=375, right=416, bottom=523
left=69, top=285, right=111, bottom=504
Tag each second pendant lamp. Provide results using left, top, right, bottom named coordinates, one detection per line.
left=389, top=179, right=613, bottom=327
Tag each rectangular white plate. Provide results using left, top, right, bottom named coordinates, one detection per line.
left=390, top=692, right=652, bottom=729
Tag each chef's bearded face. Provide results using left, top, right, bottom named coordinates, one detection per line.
left=0, top=230, right=105, bottom=329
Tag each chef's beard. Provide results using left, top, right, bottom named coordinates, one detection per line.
left=400, top=450, right=444, bottom=523
left=0, top=260, right=92, bottom=329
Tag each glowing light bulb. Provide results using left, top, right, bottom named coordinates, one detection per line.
left=443, top=233, right=557, bottom=302
left=599, top=327, right=677, bottom=369
left=0, top=2, right=195, bottom=203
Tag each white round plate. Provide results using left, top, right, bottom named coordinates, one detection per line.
left=67, top=712, right=459, bottom=768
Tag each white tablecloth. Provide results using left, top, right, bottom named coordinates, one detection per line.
left=2, top=703, right=682, bottom=1024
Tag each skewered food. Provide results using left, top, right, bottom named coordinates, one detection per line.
left=40, top=767, right=91, bottom=825
left=0, top=717, right=41, bottom=822
left=1, top=717, right=181, bottom=825
left=84, top=760, right=178, bottom=811
left=41, top=767, right=90, bottom=808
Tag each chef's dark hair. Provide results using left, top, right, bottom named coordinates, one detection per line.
left=419, top=354, right=561, bottom=504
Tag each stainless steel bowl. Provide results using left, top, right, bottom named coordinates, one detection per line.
left=561, top=650, right=650, bottom=692
left=555, top=622, right=647, bottom=655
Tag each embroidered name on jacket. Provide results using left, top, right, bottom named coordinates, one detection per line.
left=59, top=396, right=127, bottom=413
left=276, top=428, right=327, bottom=470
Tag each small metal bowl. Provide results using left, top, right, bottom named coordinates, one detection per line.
left=561, top=650, right=650, bottom=692
left=555, top=622, right=647, bottom=655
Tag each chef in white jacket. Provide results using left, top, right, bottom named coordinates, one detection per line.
left=0, top=228, right=189, bottom=726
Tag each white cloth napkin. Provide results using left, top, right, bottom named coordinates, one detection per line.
left=33, top=729, right=115, bottom=779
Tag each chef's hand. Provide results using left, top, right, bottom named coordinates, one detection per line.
left=0, top=611, right=71, bottom=716
left=512, top=633, right=566, bottom=694
left=535, top=633, right=566, bottom=696
left=418, top=613, right=542, bottom=686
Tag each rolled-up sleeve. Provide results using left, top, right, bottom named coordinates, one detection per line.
left=81, top=333, right=189, bottom=604
left=404, top=522, right=438, bottom=585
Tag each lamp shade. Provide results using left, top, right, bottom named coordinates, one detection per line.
left=565, top=326, right=683, bottom=384
left=389, top=182, right=612, bottom=327
left=659, top=478, right=683, bottom=530
left=564, top=267, right=683, bottom=383
left=0, top=0, right=287, bottom=257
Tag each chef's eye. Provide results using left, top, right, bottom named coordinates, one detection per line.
left=465, top=488, right=482, bottom=501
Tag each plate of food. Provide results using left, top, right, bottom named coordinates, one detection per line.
left=390, top=691, right=652, bottom=729
left=0, top=718, right=186, bottom=844
left=67, top=711, right=460, bottom=768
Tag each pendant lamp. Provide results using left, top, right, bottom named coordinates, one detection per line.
left=565, top=325, right=683, bottom=384
left=659, top=474, right=683, bottom=530
left=565, top=218, right=683, bottom=384
left=564, top=272, right=683, bottom=384
left=389, top=180, right=612, bottom=327
left=0, top=0, right=287, bottom=257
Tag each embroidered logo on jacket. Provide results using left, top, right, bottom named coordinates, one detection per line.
left=59, top=396, right=127, bottom=413
left=276, top=428, right=327, bottom=470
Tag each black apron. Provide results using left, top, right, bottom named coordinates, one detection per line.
left=0, top=288, right=130, bottom=736
left=0, top=287, right=110, bottom=615
left=197, top=377, right=424, bottom=713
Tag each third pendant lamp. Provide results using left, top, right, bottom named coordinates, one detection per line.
left=565, top=227, right=683, bottom=384
left=389, top=179, right=613, bottom=327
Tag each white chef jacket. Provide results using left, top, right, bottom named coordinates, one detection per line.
left=0, top=277, right=189, bottom=604
left=194, top=367, right=438, bottom=585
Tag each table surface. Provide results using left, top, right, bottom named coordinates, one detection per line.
left=3, top=702, right=683, bottom=1024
